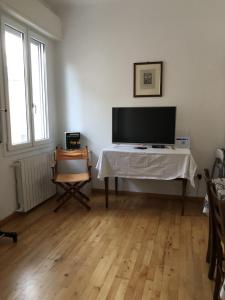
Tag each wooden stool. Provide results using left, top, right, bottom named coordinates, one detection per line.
left=0, top=230, right=17, bottom=243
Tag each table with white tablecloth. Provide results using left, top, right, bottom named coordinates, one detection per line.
left=96, top=145, right=197, bottom=214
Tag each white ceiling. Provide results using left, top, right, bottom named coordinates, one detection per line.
left=44, top=0, right=113, bottom=6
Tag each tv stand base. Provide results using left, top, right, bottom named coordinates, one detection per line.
left=134, top=146, right=147, bottom=150
left=152, top=145, right=166, bottom=148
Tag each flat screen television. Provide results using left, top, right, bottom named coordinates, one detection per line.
left=112, top=107, right=176, bottom=145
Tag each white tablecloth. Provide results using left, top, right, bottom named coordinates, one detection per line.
left=96, top=145, right=197, bottom=187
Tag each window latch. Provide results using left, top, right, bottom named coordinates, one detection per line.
left=0, top=108, right=7, bottom=112
left=32, top=104, right=37, bottom=114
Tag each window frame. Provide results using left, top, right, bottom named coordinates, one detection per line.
left=0, top=15, right=51, bottom=154
left=28, top=30, right=50, bottom=147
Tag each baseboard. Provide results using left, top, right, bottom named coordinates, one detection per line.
left=0, top=212, right=18, bottom=227
left=0, top=194, right=57, bottom=226
left=91, top=188, right=204, bottom=203
left=0, top=191, right=203, bottom=226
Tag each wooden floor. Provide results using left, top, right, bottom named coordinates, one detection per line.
left=0, top=192, right=213, bottom=300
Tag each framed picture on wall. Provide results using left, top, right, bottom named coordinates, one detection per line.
left=133, top=61, right=163, bottom=97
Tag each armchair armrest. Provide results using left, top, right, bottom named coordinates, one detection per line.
left=51, top=161, right=57, bottom=180
left=88, top=163, right=92, bottom=179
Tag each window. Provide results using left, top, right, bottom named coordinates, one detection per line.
left=4, top=25, right=30, bottom=146
left=30, top=39, right=49, bottom=141
left=1, top=18, right=49, bottom=151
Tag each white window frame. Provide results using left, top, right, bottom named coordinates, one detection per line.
left=0, top=15, right=51, bottom=154
left=28, top=31, right=50, bottom=147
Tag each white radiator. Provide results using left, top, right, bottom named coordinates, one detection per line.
left=14, top=152, right=56, bottom=212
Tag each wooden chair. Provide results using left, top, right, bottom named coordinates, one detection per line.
left=52, top=146, right=91, bottom=212
left=204, top=168, right=216, bottom=280
left=208, top=178, right=225, bottom=299
left=211, top=148, right=225, bottom=178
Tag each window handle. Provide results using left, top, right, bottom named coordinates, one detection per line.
left=0, top=108, right=7, bottom=112
left=32, top=104, right=37, bottom=114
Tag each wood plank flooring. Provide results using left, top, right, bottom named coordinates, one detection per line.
left=0, top=193, right=213, bottom=300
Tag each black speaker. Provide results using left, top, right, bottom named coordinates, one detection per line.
left=65, top=132, right=81, bottom=149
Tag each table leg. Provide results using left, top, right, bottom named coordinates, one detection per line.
left=115, top=177, right=118, bottom=195
left=181, top=179, right=187, bottom=215
left=104, top=177, right=109, bottom=209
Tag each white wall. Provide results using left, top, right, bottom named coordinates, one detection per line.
left=55, top=0, right=225, bottom=197
left=0, top=33, right=58, bottom=221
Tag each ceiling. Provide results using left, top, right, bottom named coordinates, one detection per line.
left=44, top=0, right=113, bottom=7
left=42, top=0, right=118, bottom=16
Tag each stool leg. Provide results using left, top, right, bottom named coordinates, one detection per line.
left=54, top=194, right=71, bottom=212
left=115, top=177, right=118, bottom=195
left=77, top=190, right=90, bottom=202
left=0, top=231, right=17, bottom=243
left=73, top=194, right=91, bottom=210
left=105, top=177, right=109, bottom=209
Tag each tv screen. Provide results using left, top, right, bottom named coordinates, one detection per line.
left=112, top=107, right=176, bottom=145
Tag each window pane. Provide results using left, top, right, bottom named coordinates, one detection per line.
left=4, top=25, right=30, bottom=145
left=30, top=39, right=49, bottom=141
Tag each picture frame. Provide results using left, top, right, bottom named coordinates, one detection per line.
left=133, top=61, right=163, bottom=97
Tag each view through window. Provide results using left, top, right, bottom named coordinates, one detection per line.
left=2, top=19, right=49, bottom=150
